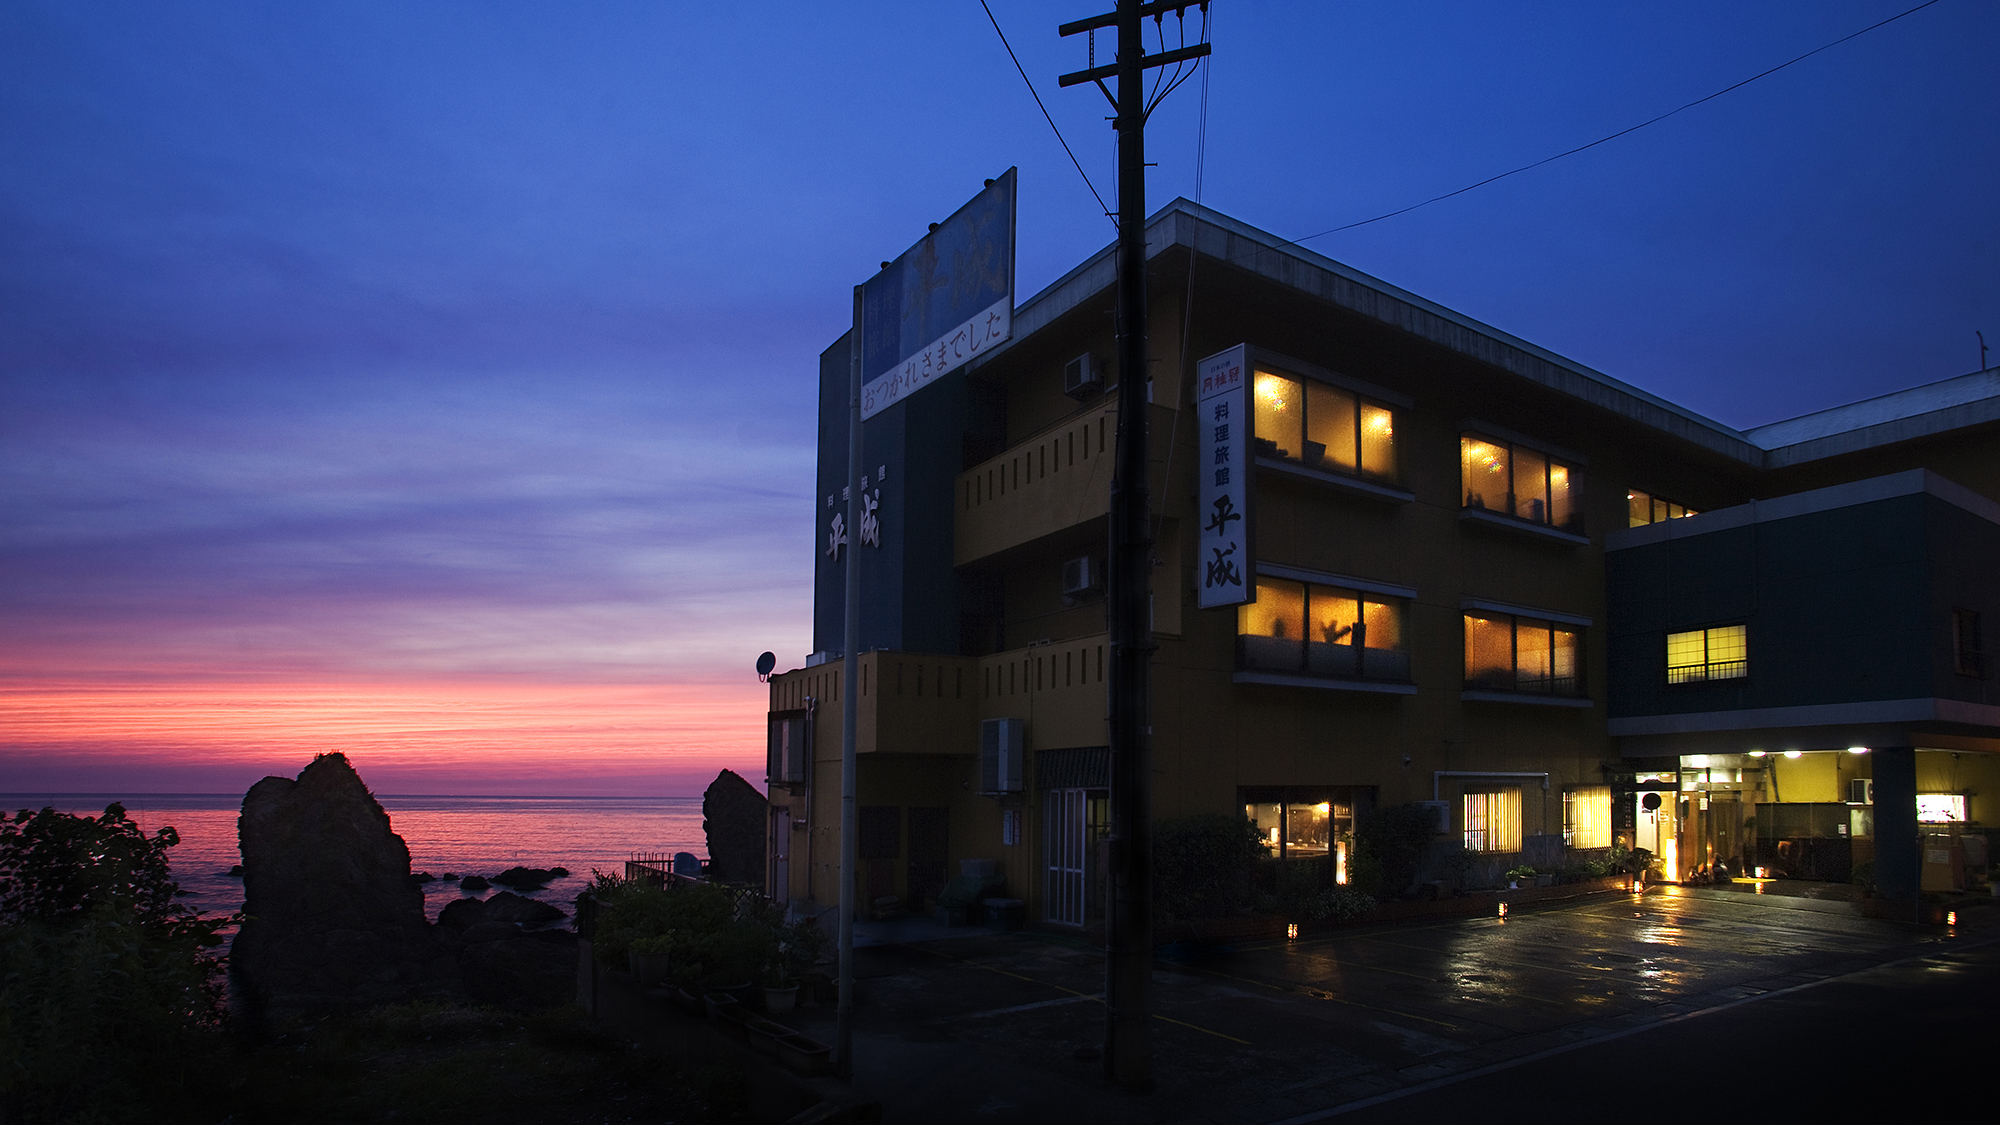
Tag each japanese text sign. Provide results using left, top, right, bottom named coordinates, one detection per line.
left=1196, top=344, right=1252, bottom=609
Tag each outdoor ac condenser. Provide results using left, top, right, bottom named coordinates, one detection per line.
left=1414, top=800, right=1451, bottom=835
left=1849, top=778, right=1873, bottom=805
left=1062, top=354, right=1102, bottom=399
left=980, top=718, right=1024, bottom=795
left=1061, top=556, right=1101, bottom=597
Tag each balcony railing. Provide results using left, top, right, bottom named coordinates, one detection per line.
left=1237, top=636, right=1411, bottom=684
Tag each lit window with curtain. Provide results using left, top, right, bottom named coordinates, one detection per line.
left=1253, top=368, right=1397, bottom=481
left=1463, top=612, right=1582, bottom=696
left=1666, top=625, right=1747, bottom=683
left=1240, top=577, right=1410, bottom=682
left=1461, top=435, right=1580, bottom=532
left=1563, top=786, right=1612, bottom=849
left=1463, top=790, right=1522, bottom=853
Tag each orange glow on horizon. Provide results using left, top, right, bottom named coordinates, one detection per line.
left=0, top=677, right=767, bottom=779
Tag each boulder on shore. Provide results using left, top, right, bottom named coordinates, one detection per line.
left=438, top=890, right=567, bottom=932
left=459, top=875, right=490, bottom=892
left=703, top=769, right=766, bottom=885
left=230, top=753, right=462, bottom=1024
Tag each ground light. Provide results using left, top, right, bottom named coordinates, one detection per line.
left=1497, top=902, right=1509, bottom=918
left=1287, top=923, right=1299, bottom=940
left=1947, top=911, right=1958, bottom=926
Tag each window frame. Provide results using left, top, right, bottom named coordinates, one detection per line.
left=1253, top=366, right=1400, bottom=484
left=1562, top=786, right=1613, bottom=849
left=1462, top=611, right=1584, bottom=697
left=1239, top=576, right=1411, bottom=683
left=1460, top=433, right=1582, bottom=533
left=1666, top=624, right=1749, bottom=684
left=1626, top=488, right=1700, bottom=528
left=1952, top=608, right=1984, bottom=678
left=1462, top=789, right=1523, bottom=854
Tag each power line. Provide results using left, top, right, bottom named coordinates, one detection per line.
left=978, top=0, right=1115, bottom=226
left=1292, top=0, right=1947, bottom=244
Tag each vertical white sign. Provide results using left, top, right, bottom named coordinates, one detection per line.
left=1196, top=345, right=1252, bottom=609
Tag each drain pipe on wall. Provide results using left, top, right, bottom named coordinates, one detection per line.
left=1434, top=771, right=1550, bottom=800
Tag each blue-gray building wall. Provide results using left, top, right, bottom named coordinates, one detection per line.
left=1607, top=491, right=1997, bottom=721
left=811, top=332, right=976, bottom=659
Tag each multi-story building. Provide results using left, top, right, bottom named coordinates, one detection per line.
left=763, top=200, right=1999, bottom=924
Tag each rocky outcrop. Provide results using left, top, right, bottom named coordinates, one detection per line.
left=702, top=769, right=767, bottom=885
left=438, top=890, right=566, bottom=931
left=231, top=754, right=463, bottom=1023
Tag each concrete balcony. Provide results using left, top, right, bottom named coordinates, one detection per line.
left=978, top=632, right=1109, bottom=750
left=955, top=402, right=1116, bottom=566
left=767, top=652, right=979, bottom=757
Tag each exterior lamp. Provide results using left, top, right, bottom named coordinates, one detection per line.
left=1946, top=911, right=1958, bottom=927
left=1848, top=747, right=1870, bottom=754
left=1748, top=750, right=1767, bottom=758
left=1782, top=750, right=1803, bottom=759
left=1287, top=922, right=1300, bottom=940
left=1497, top=902, right=1509, bottom=919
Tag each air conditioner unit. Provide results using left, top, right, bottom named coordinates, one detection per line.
left=766, top=712, right=809, bottom=787
left=1061, top=556, right=1102, bottom=597
left=1414, top=800, right=1450, bottom=835
left=980, top=718, right=1024, bottom=795
left=1849, top=778, right=1874, bottom=805
left=1062, top=354, right=1103, bottom=399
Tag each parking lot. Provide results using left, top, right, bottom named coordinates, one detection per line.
left=777, top=886, right=1992, bottom=1124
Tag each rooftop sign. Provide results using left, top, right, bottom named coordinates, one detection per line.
left=860, top=169, right=1016, bottom=420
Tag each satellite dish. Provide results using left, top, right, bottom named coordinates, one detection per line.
left=755, top=651, right=776, bottom=680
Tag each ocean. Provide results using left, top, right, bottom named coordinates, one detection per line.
left=3, top=793, right=709, bottom=929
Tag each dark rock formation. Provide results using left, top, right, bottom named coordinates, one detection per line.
left=702, top=769, right=767, bottom=885
left=230, top=753, right=462, bottom=1023
left=437, top=890, right=566, bottom=931
left=459, top=874, right=490, bottom=892
left=491, top=865, right=561, bottom=890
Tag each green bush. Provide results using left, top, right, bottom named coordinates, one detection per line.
left=1259, top=861, right=1376, bottom=923
left=0, top=804, right=233, bottom=1123
left=1350, top=804, right=1439, bottom=899
left=1154, top=815, right=1265, bottom=920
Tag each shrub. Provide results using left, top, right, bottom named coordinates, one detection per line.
left=1259, top=861, right=1376, bottom=923
left=1154, top=815, right=1265, bottom=920
left=0, top=804, right=233, bottom=1123
left=1351, top=804, right=1439, bottom=899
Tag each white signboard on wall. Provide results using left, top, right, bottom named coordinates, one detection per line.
left=1196, top=344, right=1252, bottom=609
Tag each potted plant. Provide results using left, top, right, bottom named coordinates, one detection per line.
left=629, top=932, right=674, bottom=987
left=1504, top=864, right=1536, bottom=890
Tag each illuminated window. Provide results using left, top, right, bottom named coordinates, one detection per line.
left=1254, top=369, right=1397, bottom=481
left=1463, top=612, right=1582, bottom=696
left=1626, top=488, right=1699, bottom=528
left=1463, top=790, right=1522, bottom=853
left=1242, top=793, right=1354, bottom=866
left=1563, top=786, right=1612, bottom=849
left=1917, top=794, right=1967, bottom=823
left=1461, top=435, right=1578, bottom=531
left=1666, top=625, right=1748, bottom=684
left=1953, top=609, right=1983, bottom=678
left=1240, top=577, right=1410, bottom=682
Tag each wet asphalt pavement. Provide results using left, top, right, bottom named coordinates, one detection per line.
left=777, top=885, right=1994, bottom=1123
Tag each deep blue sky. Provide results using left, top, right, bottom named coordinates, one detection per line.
left=2, top=1, right=1995, bottom=790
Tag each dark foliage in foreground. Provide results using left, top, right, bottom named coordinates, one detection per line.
left=0, top=804, right=234, bottom=1123
left=1153, top=815, right=1266, bottom=920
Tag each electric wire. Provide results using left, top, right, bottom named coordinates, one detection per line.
left=978, top=0, right=1115, bottom=226
left=1289, top=0, right=1947, bottom=244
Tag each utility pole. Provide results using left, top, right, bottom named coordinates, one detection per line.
left=837, top=284, right=863, bottom=1080
left=1059, top=0, right=1209, bottom=1091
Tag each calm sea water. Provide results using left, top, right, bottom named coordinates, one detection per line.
left=2, top=793, right=708, bottom=928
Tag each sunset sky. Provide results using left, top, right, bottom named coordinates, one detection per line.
left=4, top=2, right=1995, bottom=796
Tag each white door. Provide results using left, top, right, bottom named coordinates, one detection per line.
left=1044, top=788, right=1086, bottom=925
left=770, top=808, right=790, bottom=905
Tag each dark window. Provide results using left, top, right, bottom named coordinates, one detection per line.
left=1954, top=609, right=1984, bottom=677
